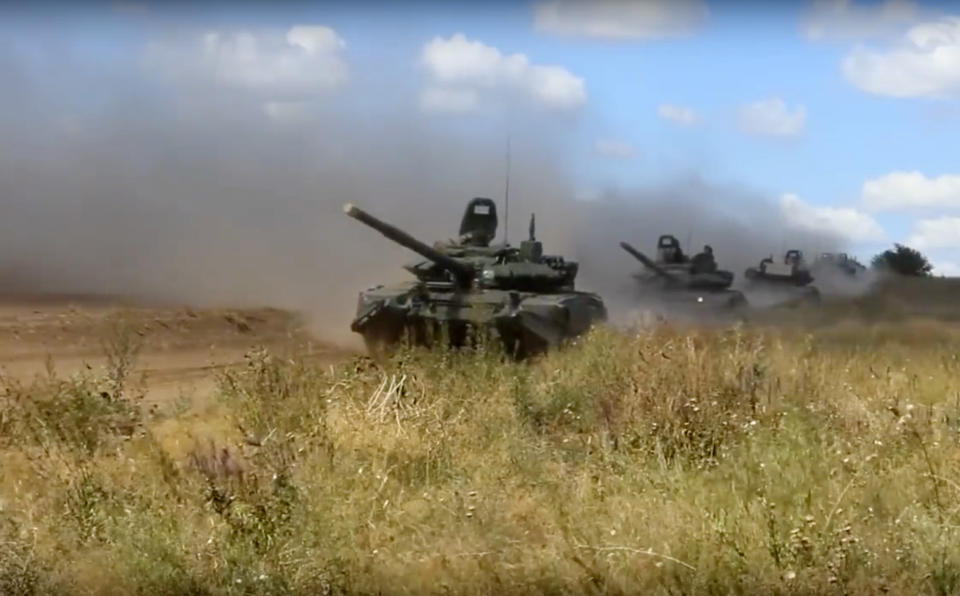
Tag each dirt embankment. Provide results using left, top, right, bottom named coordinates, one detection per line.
left=0, top=293, right=354, bottom=403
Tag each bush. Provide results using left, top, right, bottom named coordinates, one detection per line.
left=872, top=243, right=933, bottom=277
left=0, top=318, right=145, bottom=455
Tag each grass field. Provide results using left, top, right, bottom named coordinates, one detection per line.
left=3, top=289, right=960, bottom=594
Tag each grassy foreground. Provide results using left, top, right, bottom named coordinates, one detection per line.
left=3, top=320, right=960, bottom=594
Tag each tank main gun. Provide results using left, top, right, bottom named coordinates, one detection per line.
left=343, top=203, right=475, bottom=286
left=620, top=241, right=677, bottom=282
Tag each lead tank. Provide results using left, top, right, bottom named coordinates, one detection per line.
left=620, top=234, right=747, bottom=311
left=345, top=198, right=607, bottom=358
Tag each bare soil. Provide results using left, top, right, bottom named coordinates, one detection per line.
left=0, top=293, right=353, bottom=403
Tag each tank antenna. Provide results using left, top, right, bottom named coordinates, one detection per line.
left=503, top=135, right=511, bottom=246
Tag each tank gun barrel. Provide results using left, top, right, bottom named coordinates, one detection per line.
left=344, top=203, right=475, bottom=284
left=620, top=241, right=675, bottom=281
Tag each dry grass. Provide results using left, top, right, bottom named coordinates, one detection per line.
left=3, top=313, right=960, bottom=594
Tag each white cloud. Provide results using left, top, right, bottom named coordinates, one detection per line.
left=594, top=139, right=636, bottom=159
left=906, top=216, right=960, bottom=249
left=802, top=0, right=922, bottom=41
left=738, top=98, right=806, bottom=137
left=144, top=25, right=348, bottom=100
left=932, top=260, right=960, bottom=276
left=419, top=33, right=585, bottom=112
left=533, top=0, right=708, bottom=40
left=781, top=193, right=886, bottom=242
left=418, top=87, right=481, bottom=113
left=842, top=17, right=960, bottom=98
left=861, top=171, right=960, bottom=211
left=657, top=103, right=698, bottom=126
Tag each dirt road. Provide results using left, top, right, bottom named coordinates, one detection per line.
left=0, top=293, right=353, bottom=403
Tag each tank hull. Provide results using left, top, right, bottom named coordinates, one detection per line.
left=743, top=271, right=820, bottom=300
left=635, top=288, right=747, bottom=310
left=351, top=282, right=607, bottom=358
left=742, top=280, right=821, bottom=308
left=628, top=271, right=747, bottom=313
left=744, top=267, right=814, bottom=285
left=625, top=284, right=748, bottom=325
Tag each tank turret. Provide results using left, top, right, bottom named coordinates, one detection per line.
left=620, top=241, right=734, bottom=290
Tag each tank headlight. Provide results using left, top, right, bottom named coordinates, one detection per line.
left=482, top=269, right=495, bottom=281
left=697, top=296, right=704, bottom=303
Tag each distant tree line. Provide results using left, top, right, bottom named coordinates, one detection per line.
left=870, top=243, right=933, bottom=277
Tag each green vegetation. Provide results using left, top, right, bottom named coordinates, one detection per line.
left=871, top=243, right=934, bottom=277
left=3, top=318, right=960, bottom=594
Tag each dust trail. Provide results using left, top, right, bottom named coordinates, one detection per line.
left=561, top=180, right=872, bottom=321
left=0, top=27, right=575, bottom=346
left=0, top=17, right=866, bottom=345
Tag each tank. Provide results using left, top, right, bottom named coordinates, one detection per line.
left=619, top=234, right=747, bottom=312
left=344, top=198, right=607, bottom=358
left=743, top=249, right=821, bottom=306
left=811, top=252, right=867, bottom=277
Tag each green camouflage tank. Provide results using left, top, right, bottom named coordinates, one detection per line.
left=743, top=249, right=821, bottom=306
left=345, top=198, right=607, bottom=358
left=620, top=234, right=748, bottom=312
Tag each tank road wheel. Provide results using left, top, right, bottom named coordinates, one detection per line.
left=361, top=324, right=403, bottom=361
left=494, top=327, right=537, bottom=360
left=504, top=329, right=549, bottom=360
left=496, top=328, right=522, bottom=359
left=406, top=320, right=431, bottom=349
left=362, top=334, right=393, bottom=361
left=727, top=292, right=750, bottom=323
left=447, top=322, right=470, bottom=349
left=729, top=293, right=748, bottom=310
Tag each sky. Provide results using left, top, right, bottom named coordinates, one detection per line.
left=2, top=0, right=960, bottom=284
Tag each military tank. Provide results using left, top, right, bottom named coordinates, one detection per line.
left=619, top=234, right=747, bottom=313
left=344, top=198, right=607, bottom=358
left=743, top=249, right=821, bottom=306
left=811, top=252, right=867, bottom=277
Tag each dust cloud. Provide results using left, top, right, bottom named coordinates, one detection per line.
left=0, top=20, right=865, bottom=346
left=561, top=180, right=873, bottom=321
left=0, top=32, right=577, bottom=345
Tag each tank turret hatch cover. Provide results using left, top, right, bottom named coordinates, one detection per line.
left=656, top=234, right=686, bottom=264
left=458, top=197, right=498, bottom=246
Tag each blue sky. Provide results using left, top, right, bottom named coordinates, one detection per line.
left=4, top=0, right=960, bottom=273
